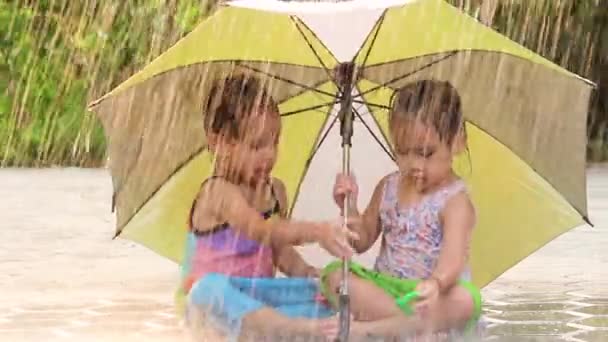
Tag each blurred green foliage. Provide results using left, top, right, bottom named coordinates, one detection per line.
left=0, top=0, right=216, bottom=166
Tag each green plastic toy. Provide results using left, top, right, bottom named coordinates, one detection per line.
left=395, top=291, right=420, bottom=315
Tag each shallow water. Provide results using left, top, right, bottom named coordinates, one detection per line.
left=0, top=167, right=606, bottom=341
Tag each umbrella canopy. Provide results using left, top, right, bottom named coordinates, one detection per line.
left=89, top=0, right=594, bottom=290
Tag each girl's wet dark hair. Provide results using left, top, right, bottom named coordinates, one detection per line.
left=203, top=74, right=278, bottom=139
left=390, top=80, right=464, bottom=144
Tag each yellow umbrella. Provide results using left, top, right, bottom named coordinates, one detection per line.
left=88, top=0, right=594, bottom=336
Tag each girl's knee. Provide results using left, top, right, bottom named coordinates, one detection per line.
left=446, top=285, right=477, bottom=320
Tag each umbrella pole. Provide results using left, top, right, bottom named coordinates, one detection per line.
left=335, top=62, right=355, bottom=342
left=337, top=144, right=352, bottom=342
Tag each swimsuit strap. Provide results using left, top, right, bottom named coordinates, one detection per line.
left=187, top=175, right=222, bottom=230
left=189, top=176, right=281, bottom=235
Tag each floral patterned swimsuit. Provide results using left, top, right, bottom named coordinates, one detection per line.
left=374, top=171, right=473, bottom=281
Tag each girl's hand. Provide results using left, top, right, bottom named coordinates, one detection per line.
left=333, top=173, right=359, bottom=210
left=314, top=220, right=359, bottom=259
left=414, top=278, right=441, bottom=316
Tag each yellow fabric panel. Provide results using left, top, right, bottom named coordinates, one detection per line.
left=275, top=82, right=339, bottom=212
left=461, top=124, right=582, bottom=288
left=100, top=6, right=337, bottom=101
left=356, top=0, right=577, bottom=79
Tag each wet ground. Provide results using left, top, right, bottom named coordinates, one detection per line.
left=0, top=167, right=606, bottom=341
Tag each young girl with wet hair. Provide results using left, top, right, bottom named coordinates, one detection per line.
left=325, top=79, right=482, bottom=339
left=182, top=74, right=356, bottom=339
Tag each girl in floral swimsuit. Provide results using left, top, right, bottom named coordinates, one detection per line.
left=324, top=79, right=482, bottom=339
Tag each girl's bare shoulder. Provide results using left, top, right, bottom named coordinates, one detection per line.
left=191, top=177, right=243, bottom=230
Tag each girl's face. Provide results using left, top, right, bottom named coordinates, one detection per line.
left=222, top=108, right=281, bottom=186
left=390, top=117, right=462, bottom=192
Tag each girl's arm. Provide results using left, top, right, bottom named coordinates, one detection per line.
left=431, top=192, right=476, bottom=292
left=271, top=179, right=318, bottom=277
left=193, top=178, right=323, bottom=247
left=343, top=176, right=387, bottom=254
left=275, top=247, right=319, bottom=277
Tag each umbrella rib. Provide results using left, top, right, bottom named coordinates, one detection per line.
left=352, top=99, right=392, bottom=111
left=305, top=113, right=341, bottom=166
left=281, top=101, right=339, bottom=117
left=352, top=106, right=395, bottom=161
left=286, top=104, right=335, bottom=217
left=356, top=10, right=387, bottom=68
left=289, top=16, right=343, bottom=98
left=359, top=52, right=459, bottom=97
left=111, top=136, right=143, bottom=215
left=113, top=144, right=207, bottom=238
left=237, top=63, right=337, bottom=98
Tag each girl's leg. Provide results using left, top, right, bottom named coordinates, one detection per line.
left=323, top=265, right=478, bottom=337
left=349, top=285, right=475, bottom=338
left=325, top=271, right=403, bottom=321
left=231, top=276, right=321, bottom=308
left=426, top=285, right=476, bottom=332
left=230, top=276, right=336, bottom=338
left=229, top=277, right=335, bottom=319
left=189, top=273, right=332, bottom=338
left=345, top=286, right=476, bottom=341
left=240, top=308, right=326, bottom=338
